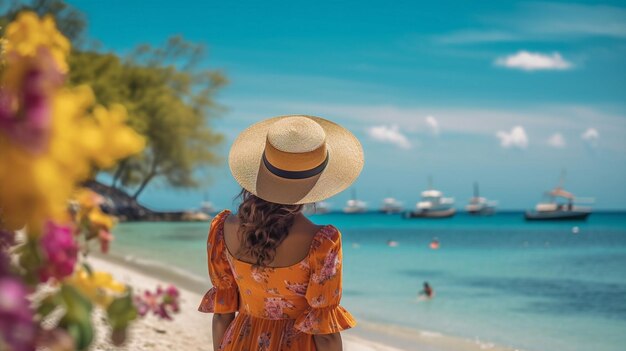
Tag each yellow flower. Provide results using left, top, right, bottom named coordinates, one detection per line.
left=88, top=206, right=115, bottom=231
left=0, top=13, right=144, bottom=235
left=66, top=267, right=128, bottom=307
left=4, top=12, right=70, bottom=72
left=91, top=104, right=146, bottom=168
left=74, top=188, right=102, bottom=212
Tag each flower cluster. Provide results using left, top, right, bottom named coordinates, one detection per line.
left=0, top=277, right=36, bottom=351
left=0, top=12, right=175, bottom=351
left=73, top=188, right=116, bottom=253
left=0, top=12, right=144, bottom=232
left=66, top=267, right=127, bottom=307
left=38, top=221, right=78, bottom=282
left=134, top=285, right=181, bottom=320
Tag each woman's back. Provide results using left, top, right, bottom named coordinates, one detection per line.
left=199, top=210, right=355, bottom=350
left=223, top=210, right=324, bottom=268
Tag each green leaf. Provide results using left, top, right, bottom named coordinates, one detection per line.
left=106, top=293, right=137, bottom=330
left=82, top=262, right=93, bottom=276
left=60, top=284, right=92, bottom=322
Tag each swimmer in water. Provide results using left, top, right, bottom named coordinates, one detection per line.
left=430, top=238, right=440, bottom=250
left=419, top=281, right=434, bottom=299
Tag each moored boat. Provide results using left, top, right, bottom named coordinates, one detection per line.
left=525, top=173, right=593, bottom=221
left=380, top=197, right=403, bottom=214
left=405, top=178, right=456, bottom=218
left=343, top=189, right=367, bottom=214
left=466, top=182, right=497, bottom=216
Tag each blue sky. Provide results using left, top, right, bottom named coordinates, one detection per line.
left=69, top=0, right=626, bottom=210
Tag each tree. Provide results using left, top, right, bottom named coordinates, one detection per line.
left=2, top=0, right=227, bottom=201
left=69, top=37, right=227, bottom=199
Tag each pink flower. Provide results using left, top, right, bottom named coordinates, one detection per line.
left=98, top=229, right=114, bottom=254
left=0, top=277, right=36, bottom=351
left=251, top=266, right=271, bottom=284
left=310, top=295, right=326, bottom=308
left=39, top=221, right=78, bottom=282
left=165, top=285, right=179, bottom=299
left=134, top=285, right=181, bottom=320
left=263, top=298, right=294, bottom=319
left=296, top=312, right=320, bottom=334
left=312, top=251, right=339, bottom=284
left=0, top=53, right=62, bottom=154
left=264, top=298, right=284, bottom=319
left=318, top=226, right=336, bottom=241
left=284, top=281, right=307, bottom=296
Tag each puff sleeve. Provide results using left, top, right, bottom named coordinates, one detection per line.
left=198, top=210, right=240, bottom=313
left=294, top=226, right=356, bottom=334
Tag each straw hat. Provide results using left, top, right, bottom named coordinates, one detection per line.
left=229, top=115, right=364, bottom=205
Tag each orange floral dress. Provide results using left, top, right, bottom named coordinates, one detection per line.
left=198, top=210, right=356, bottom=350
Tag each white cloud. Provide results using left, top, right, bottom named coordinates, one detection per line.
left=496, top=126, right=528, bottom=149
left=496, top=51, right=573, bottom=71
left=227, top=98, right=626, bottom=152
left=547, top=133, right=566, bottom=148
left=425, top=116, right=440, bottom=136
left=435, top=30, right=519, bottom=44
left=367, top=124, right=412, bottom=149
left=581, top=128, right=599, bottom=147
left=517, top=3, right=626, bottom=39
left=437, top=4, right=626, bottom=44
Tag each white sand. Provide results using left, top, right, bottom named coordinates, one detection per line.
left=88, top=254, right=520, bottom=351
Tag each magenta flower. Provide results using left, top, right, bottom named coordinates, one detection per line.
left=38, top=221, right=78, bottom=282
left=0, top=277, right=36, bottom=351
left=98, top=229, right=114, bottom=254
left=165, top=285, right=179, bottom=299
left=0, top=53, right=62, bottom=154
left=133, top=285, right=181, bottom=320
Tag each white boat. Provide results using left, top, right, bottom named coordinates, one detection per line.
left=525, top=187, right=593, bottom=221
left=406, top=179, right=456, bottom=218
left=525, top=171, right=593, bottom=221
left=304, top=201, right=332, bottom=215
left=380, top=197, right=403, bottom=214
left=465, top=182, right=497, bottom=216
left=344, top=189, right=367, bottom=214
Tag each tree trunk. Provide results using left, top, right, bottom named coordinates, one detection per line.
left=111, top=159, right=128, bottom=189
left=132, top=172, right=155, bottom=200
left=132, top=159, right=158, bottom=200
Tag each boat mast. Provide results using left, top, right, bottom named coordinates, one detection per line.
left=558, top=168, right=566, bottom=188
left=473, top=182, right=479, bottom=198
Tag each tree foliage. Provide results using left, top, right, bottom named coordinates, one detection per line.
left=69, top=37, right=227, bottom=199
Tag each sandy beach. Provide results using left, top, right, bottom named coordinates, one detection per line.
left=87, top=253, right=520, bottom=351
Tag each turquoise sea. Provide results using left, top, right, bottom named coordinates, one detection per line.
left=110, top=212, right=626, bottom=351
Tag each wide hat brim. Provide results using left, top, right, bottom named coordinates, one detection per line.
left=229, top=115, right=364, bottom=205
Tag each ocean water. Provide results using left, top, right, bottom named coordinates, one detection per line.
left=111, top=212, right=626, bottom=351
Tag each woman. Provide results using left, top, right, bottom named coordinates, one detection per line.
left=198, top=115, right=364, bottom=351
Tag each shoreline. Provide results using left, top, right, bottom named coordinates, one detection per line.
left=90, top=251, right=521, bottom=351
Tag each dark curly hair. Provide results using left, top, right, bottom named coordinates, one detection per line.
left=236, top=189, right=304, bottom=267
